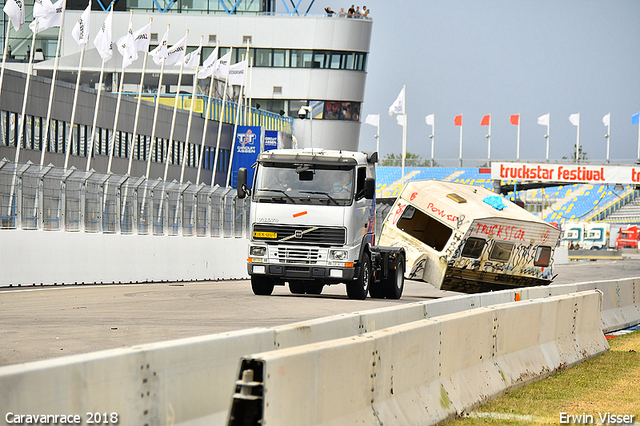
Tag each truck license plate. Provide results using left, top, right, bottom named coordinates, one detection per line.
left=254, top=231, right=277, bottom=239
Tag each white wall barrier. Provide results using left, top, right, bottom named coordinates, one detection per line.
left=227, top=291, right=608, bottom=426
left=1, top=279, right=638, bottom=426
left=0, top=230, right=249, bottom=286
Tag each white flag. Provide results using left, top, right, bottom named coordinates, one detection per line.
left=228, top=60, right=247, bottom=86
left=163, top=33, right=187, bottom=66
left=116, top=22, right=137, bottom=68
left=603, top=113, right=610, bottom=127
left=182, top=45, right=201, bottom=69
left=133, top=22, right=152, bottom=52
left=197, top=46, right=219, bottom=79
left=396, top=114, right=406, bottom=126
left=365, top=113, right=379, bottom=127
left=150, top=28, right=169, bottom=65
left=569, top=113, right=580, bottom=127
left=425, top=113, right=435, bottom=126
left=71, top=2, right=91, bottom=47
left=29, top=0, right=63, bottom=34
left=4, top=0, right=25, bottom=32
left=32, top=0, right=54, bottom=20
left=537, top=113, right=550, bottom=126
left=93, top=8, right=113, bottom=62
left=388, top=86, right=405, bottom=116
left=214, top=51, right=232, bottom=79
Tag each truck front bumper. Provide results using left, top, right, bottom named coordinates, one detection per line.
left=248, top=262, right=357, bottom=283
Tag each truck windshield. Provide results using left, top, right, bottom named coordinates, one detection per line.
left=253, top=164, right=355, bottom=206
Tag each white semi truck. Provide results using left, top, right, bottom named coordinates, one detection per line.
left=237, top=148, right=406, bottom=299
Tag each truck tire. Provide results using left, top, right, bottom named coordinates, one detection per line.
left=289, top=282, right=306, bottom=294
left=383, top=253, right=405, bottom=299
left=347, top=252, right=370, bottom=300
left=251, top=276, right=275, bottom=296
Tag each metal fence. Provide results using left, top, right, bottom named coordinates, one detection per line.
left=0, top=159, right=249, bottom=238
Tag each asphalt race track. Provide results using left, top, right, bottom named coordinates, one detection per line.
left=1, top=257, right=639, bottom=366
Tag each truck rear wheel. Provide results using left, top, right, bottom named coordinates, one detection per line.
left=347, top=253, right=370, bottom=300
left=251, top=276, right=275, bottom=296
left=383, top=254, right=405, bottom=299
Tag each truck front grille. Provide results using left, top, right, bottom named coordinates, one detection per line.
left=276, top=247, right=320, bottom=264
left=253, top=224, right=346, bottom=246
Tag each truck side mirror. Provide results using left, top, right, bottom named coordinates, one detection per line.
left=237, top=167, right=247, bottom=199
left=364, top=177, right=375, bottom=199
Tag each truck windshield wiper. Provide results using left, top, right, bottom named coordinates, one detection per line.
left=257, top=188, right=294, bottom=203
left=299, top=190, right=339, bottom=205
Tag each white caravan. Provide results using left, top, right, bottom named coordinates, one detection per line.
left=378, top=180, right=561, bottom=293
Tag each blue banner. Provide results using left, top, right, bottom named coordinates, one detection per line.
left=633, top=113, right=640, bottom=125
left=264, top=130, right=279, bottom=151
left=231, top=126, right=261, bottom=188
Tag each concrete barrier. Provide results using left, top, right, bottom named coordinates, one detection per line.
left=0, top=230, right=249, bottom=286
left=228, top=291, right=608, bottom=426
left=2, top=278, right=638, bottom=426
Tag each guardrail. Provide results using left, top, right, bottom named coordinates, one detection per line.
left=0, top=278, right=637, bottom=426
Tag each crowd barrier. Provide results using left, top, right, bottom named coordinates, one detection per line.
left=1, top=278, right=638, bottom=426
left=228, top=291, right=607, bottom=426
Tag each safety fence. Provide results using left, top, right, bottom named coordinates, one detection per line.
left=0, top=158, right=249, bottom=238
left=1, top=278, right=637, bottom=426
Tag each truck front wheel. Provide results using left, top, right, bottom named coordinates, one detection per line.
left=251, top=276, right=275, bottom=296
left=383, top=254, right=405, bottom=299
left=347, top=253, right=371, bottom=300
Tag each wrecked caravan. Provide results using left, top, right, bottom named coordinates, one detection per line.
left=378, top=181, right=561, bottom=293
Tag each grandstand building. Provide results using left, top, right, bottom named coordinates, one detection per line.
left=0, top=1, right=371, bottom=184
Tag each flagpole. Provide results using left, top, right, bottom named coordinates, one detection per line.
left=516, top=114, right=521, bottom=161
left=14, top=19, right=38, bottom=166
left=247, top=55, right=253, bottom=124
left=401, top=113, right=406, bottom=181
left=376, top=121, right=380, bottom=156
left=146, top=24, right=169, bottom=179
left=163, top=29, right=188, bottom=182
left=575, top=114, right=580, bottom=163
left=196, top=42, right=219, bottom=185
left=545, top=121, right=550, bottom=162
left=130, top=18, right=152, bottom=175
left=211, top=46, right=231, bottom=186
left=40, top=4, right=67, bottom=167
left=487, top=118, right=491, bottom=161
left=226, top=51, right=248, bottom=187
left=180, top=35, right=203, bottom=184
left=430, top=120, right=435, bottom=166
left=605, top=114, right=610, bottom=164
left=459, top=115, right=463, bottom=168
left=63, top=45, right=86, bottom=170
left=87, top=59, right=107, bottom=170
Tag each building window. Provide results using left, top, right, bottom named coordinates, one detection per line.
left=489, top=242, right=513, bottom=262
left=461, top=237, right=486, bottom=259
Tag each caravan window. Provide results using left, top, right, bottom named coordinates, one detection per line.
left=534, top=246, right=552, bottom=267
left=489, top=242, right=513, bottom=262
left=461, top=238, right=486, bottom=259
left=396, top=206, right=453, bottom=252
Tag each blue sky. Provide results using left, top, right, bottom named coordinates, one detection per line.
left=315, top=1, right=640, bottom=166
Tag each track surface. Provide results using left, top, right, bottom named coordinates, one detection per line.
left=1, top=257, right=639, bottom=366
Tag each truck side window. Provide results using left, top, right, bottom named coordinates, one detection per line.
left=397, top=206, right=453, bottom=252
left=461, top=237, right=485, bottom=259
left=488, top=242, right=513, bottom=262
left=355, top=167, right=366, bottom=200
left=534, top=246, right=552, bottom=267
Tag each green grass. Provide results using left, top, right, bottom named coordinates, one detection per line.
left=449, top=329, right=640, bottom=425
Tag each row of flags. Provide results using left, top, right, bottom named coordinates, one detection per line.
left=2, top=0, right=254, bottom=187
left=368, top=87, right=640, bottom=173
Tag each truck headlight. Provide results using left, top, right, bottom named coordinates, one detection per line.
left=250, top=246, right=267, bottom=257
left=330, top=250, right=348, bottom=260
